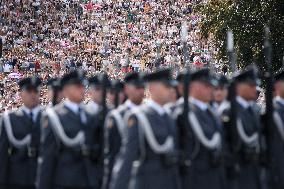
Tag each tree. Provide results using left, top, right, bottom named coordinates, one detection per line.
left=197, top=0, right=284, bottom=71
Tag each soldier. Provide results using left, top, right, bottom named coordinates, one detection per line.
left=46, top=78, right=63, bottom=106
left=268, top=68, right=284, bottom=189
left=0, top=77, right=42, bottom=189
left=164, top=71, right=186, bottom=114
left=107, top=80, right=126, bottom=109
left=212, top=75, right=229, bottom=115
left=110, top=68, right=181, bottom=189
left=86, top=75, right=105, bottom=114
left=175, top=68, right=226, bottom=189
left=37, top=70, right=102, bottom=189
left=223, top=66, right=262, bottom=189
left=102, top=72, right=145, bottom=189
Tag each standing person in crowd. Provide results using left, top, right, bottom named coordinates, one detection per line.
left=0, top=77, right=43, bottom=189
left=175, top=68, right=227, bottom=189
left=267, top=68, right=284, bottom=189
left=222, top=66, right=263, bottom=189
left=102, top=72, right=145, bottom=189
left=110, top=69, right=181, bottom=189
left=46, top=78, right=64, bottom=106
left=37, top=70, right=102, bottom=189
left=212, top=74, right=229, bottom=115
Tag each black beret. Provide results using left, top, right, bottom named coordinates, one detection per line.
left=216, top=75, right=229, bottom=87
left=110, top=80, right=125, bottom=91
left=47, top=78, right=62, bottom=91
left=18, top=77, right=42, bottom=90
left=124, top=72, right=144, bottom=87
left=190, top=68, right=218, bottom=86
left=274, top=68, right=284, bottom=82
left=143, top=68, right=177, bottom=87
left=176, top=70, right=187, bottom=83
left=88, top=75, right=101, bottom=86
left=61, top=70, right=88, bottom=88
left=234, top=66, right=260, bottom=85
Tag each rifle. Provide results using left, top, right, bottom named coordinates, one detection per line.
left=179, top=21, right=191, bottom=171
left=224, top=30, right=241, bottom=178
left=261, top=26, right=274, bottom=166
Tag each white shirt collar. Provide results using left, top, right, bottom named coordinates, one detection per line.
left=276, top=96, right=284, bottom=106
left=88, top=101, right=100, bottom=112
left=236, top=96, right=253, bottom=109
left=22, top=105, right=41, bottom=122
left=64, top=99, right=83, bottom=114
left=124, top=99, right=138, bottom=109
left=189, top=97, right=209, bottom=111
left=147, top=99, right=166, bottom=116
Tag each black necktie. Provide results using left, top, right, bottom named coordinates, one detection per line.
left=29, top=111, right=34, bottom=123
left=246, top=106, right=258, bottom=129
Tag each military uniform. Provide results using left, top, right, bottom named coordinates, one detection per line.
left=103, top=100, right=138, bottom=189
left=109, top=69, right=181, bottom=189
left=102, top=72, right=144, bottom=189
left=221, top=68, right=263, bottom=189
left=0, top=77, right=42, bottom=189
left=37, top=71, right=102, bottom=189
left=267, top=70, right=284, bottom=189
left=175, top=69, right=226, bottom=189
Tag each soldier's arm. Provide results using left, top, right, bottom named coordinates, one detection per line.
left=0, top=118, right=8, bottom=186
left=109, top=115, right=140, bottom=189
left=37, top=116, right=58, bottom=189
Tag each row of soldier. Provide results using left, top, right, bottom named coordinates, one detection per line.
left=0, top=65, right=284, bottom=189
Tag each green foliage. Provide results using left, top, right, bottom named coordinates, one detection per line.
left=197, top=0, right=284, bottom=72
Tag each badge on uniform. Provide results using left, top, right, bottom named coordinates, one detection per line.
left=107, top=119, right=114, bottom=129
left=42, top=117, right=49, bottom=128
left=128, top=118, right=136, bottom=128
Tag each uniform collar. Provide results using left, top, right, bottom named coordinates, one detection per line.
left=88, top=100, right=100, bottom=112
left=236, top=96, right=253, bottom=109
left=146, top=99, right=166, bottom=116
left=124, top=99, right=138, bottom=109
left=64, top=99, right=84, bottom=114
left=22, top=105, right=41, bottom=122
left=189, top=97, right=209, bottom=111
left=275, top=96, right=284, bottom=106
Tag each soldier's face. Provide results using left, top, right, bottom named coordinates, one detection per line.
left=236, top=83, right=257, bottom=101
left=148, top=82, right=172, bottom=105
left=190, top=82, right=214, bottom=103
left=20, top=88, right=40, bottom=108
left=213, top=87, right=228, bottom=103
left=63, top=84, right=85, bottom=103
left=89, top=87, right=103, bottom=104
left=124, top=84, right=144, bottom=105
left=275, top=81, right=284, bottom=98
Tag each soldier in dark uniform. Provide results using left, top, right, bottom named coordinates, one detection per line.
left=222, top=67, right=262, bottom=189
left=175, top=68, right=226, bottom=189
left=46, top=78, right=63, bottom=106
left=107, top=80, right=126, bottom=109
left=37, top=70, right=102, bottom=189
left=110, top=69, right=181, bottom=189
left=86, top=75, right=105, bottom=114
left=212, top=74, right=229, bottom=115
left=102, top=72, right=145, bottom=189
left=0, top=77, right=42, bottom=189
left=267, top=68, right=284, bottom=189
left=164, top=71, right=186, bottom=114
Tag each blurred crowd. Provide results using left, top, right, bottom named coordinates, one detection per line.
left=0, top=0, right=223, bottom=111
